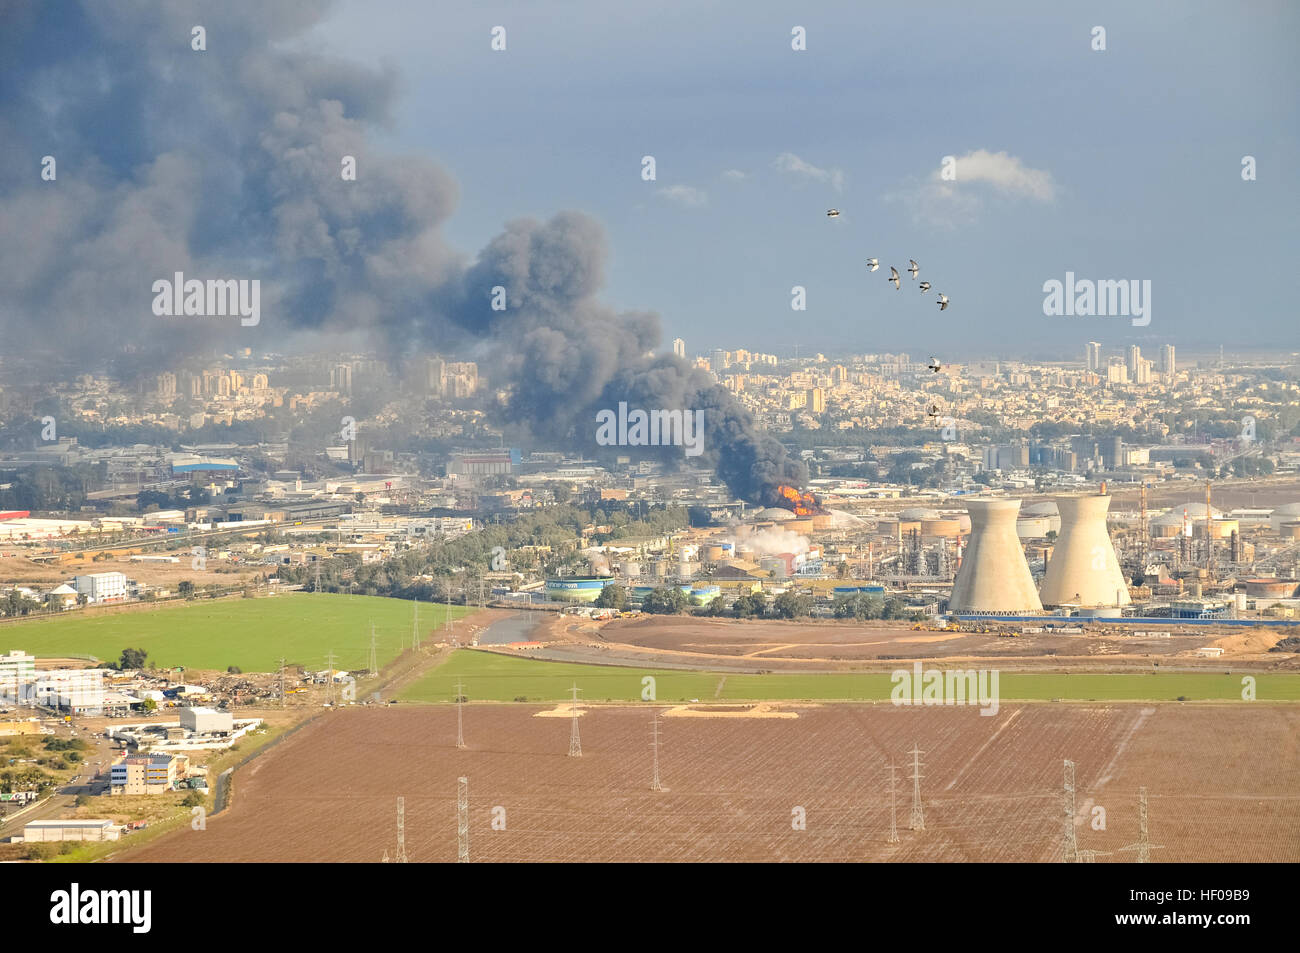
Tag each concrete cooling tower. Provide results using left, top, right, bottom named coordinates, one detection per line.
left=1039, top=494, right=1131, bottom=608
left=948, top=499, right=1043, bottom=614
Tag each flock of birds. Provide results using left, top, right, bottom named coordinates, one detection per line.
left=829, top=208, right=950, bottom=311
left=827, top=209, right=948, bottom=421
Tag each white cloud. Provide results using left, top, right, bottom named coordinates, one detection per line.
left=721, top=169, right=747, bottom=181
left=656, top=185, right=708, bottom=207
left=773, top=152, right=844, bottom=192
left=889, top=149, right=1055, bottom=229
left=945, top=149, right=1055, bottom=200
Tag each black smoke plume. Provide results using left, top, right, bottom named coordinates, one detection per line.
left=0, top=0, right=805, bottom=502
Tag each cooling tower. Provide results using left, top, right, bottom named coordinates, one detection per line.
left=948, top=499, right=1043, bottom=614
left=1038, top=494, right=1131, bottom=607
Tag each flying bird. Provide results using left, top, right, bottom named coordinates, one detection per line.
left=908, top=260, right=919, bottom=279
left=826, top=209, right=840, bottom=217
left=928, top=357, right=942, bottom=373
left=865, top=258, right=879, bottom=272
left=918, top=281, right=931, bottom=293
left=936, top=294, right=949, bottom=311
left=888, top=267, right=901, bottom=289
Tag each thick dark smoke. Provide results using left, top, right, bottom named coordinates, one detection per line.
left=448, top=215, right=808, bottom=501
left=0, top=0, right=805, bottom=501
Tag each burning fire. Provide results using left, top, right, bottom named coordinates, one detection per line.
left=772, top=484, right=821, bottom=517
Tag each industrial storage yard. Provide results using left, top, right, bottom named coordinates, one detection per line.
left=122, top=703, right=1300, bottom=863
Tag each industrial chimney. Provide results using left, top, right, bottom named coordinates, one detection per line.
left=948, top=499, right=1043, bottom=614
left=1038, top=494, right=1132, bottom=608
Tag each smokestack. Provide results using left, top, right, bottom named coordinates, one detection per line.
left=1039, top=494, right=1131, bottom=608
left=948, top=499, right=1043, bottom=614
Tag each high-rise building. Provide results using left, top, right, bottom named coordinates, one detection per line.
left=1085, top=342, right=1102, bottom=372
left=672, top=338, right=686, bottom=359
left=806, top=387, right=826, bottom=413
left=709, top=349, right=728, bottom=374
left=330, top=363, right=352, bottom=394
left=155, top=372, right=177, bottom=399
left=1160, top=344, right=1176, bottom=379
left=1106, top=360, right=1128, bottom=384
left=425, top=357, right=446, bottom=395
left=1126, top=344, right=1142, bottom=379
left=0, top=650, right=36, bottom=706
left=1135, top=358, right=1152, bottom=385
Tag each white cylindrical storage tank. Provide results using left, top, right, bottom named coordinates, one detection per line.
left=948, top=499, right=1043, bottom=614
left=1038, top=495, right=1131, bottom=608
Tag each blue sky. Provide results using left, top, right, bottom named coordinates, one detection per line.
left=230, top=3, right=1297, bottom=358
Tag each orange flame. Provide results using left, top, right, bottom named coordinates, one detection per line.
left=774, top=484, right=820, bottom=517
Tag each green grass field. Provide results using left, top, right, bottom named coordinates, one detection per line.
left=398, top=649, right=1300, bottom=703
left=0, top=593, right=472, bottom=673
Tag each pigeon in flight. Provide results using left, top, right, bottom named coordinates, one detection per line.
left=826, top=209, right=840, bottom=217
left=908, top=260, right=919, bottom=279
left=918, top=281, right=931, bottom=293
left=928, top=357, right=942, bottom=373
left=865, top=258, right=879, bottom=272
left=888, top=267, right=901, bottom=289
left=936, top=294, right=949, bottom=311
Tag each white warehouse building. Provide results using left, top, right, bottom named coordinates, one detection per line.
left=72, top=572, right=128, bottom=604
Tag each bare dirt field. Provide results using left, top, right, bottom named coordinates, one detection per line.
left=0, top=552, right=260, bottom=588
left=122, top=702, right=1300, bottom=863
left=566, top=615, right=1294, bottom=672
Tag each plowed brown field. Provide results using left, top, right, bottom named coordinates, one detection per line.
left=124, top=703, right=1300, bottom=863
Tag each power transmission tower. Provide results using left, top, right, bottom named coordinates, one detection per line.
left=395, top=796, right=408, bottom=863
left=278, top=657, right=286, bottom=708
left=1118, top=787, right=1163, bottom=862
left=412, top=597, right=420, bottom=651
left=325, top=650, right=335, bottom=707
left=314, top=559, right=320, bottom=593
left=886, top=762, right=900, bottom=844
left=1062, top=760, right=1078, bottom=863
left=367, top=621, right=378, bottom=675
left=457, top=776, right=469, bottom=863
left=455, top=679, right=466, bottom=749
left=568, top=683, right=582, bottom=757
left=649, top=710, right=664, bottom=792
left=908, top=744, right=925, bottom=832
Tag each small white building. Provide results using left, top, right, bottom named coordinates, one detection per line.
left=46, top=583, right=79, bottom=609
left=179, top=706, right=233, bottom=734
